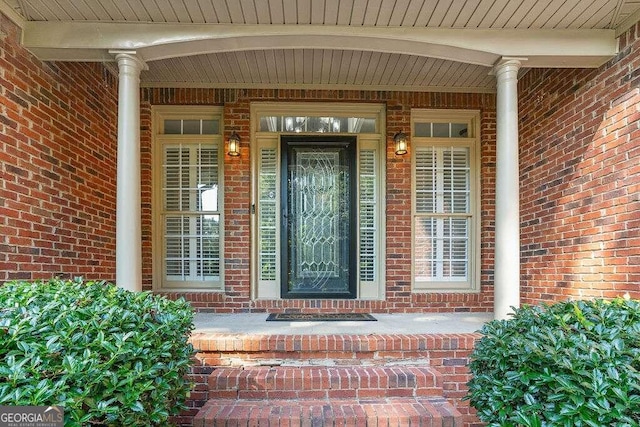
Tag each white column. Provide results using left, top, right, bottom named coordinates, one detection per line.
left=112, top=51, right=147, bottom=291
left=493, top=58, right=524, bottom=320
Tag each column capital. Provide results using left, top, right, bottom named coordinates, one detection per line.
left=491, top=57, right=527, bottom=77
left=109, top=50, right=148, bottom=71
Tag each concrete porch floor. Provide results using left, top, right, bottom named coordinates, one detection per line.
left=193, top=312, right=493, bottom=335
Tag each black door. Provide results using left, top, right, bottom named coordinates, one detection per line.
left=280, top=136, right=357, bottom=299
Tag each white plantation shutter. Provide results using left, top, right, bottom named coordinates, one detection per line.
left=415, top=146, right=470, bottom=282
left=258, top=147, right=278, bottom=281
left=162, top=143, right=221, bottom=284
left=359, top=150, right=377, bottom=282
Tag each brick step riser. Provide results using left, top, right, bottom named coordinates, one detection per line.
left=213, top=389, right=443, bottom=401
left=199, top=351, right=439, bottom=367
left=190, top=334, right=474, bottom=358
left=193, top=397, right=461, bottom=427
left=208, top=366, right=443, bottom=400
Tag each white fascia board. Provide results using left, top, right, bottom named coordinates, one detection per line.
left=141, top=34, right=499, bottom=66
left=21, top=22, right=617, bottom=68
left=0, top=0, right=26, bottom=28
left=523, top=55, right=617, bottom=68
left=26, top=47, right=116, bottom=61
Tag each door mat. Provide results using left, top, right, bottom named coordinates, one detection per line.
left=266, top=313, right=377, bottom=322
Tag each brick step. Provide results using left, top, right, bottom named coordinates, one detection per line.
left=184, top=334, right=480, bottom=427
left=189, top=333, right=478, bottom=366
left=193, top=397, right=462, bottom=427
left=209, top=366, right=444, bottom=400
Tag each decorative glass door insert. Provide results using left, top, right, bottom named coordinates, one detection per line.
left=281, top=136, right=357, bottom=298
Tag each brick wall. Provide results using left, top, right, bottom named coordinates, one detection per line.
left=7, top=1, right=636, bottom=311
left=143, top=89, right=497, bottom=312
left=0, top=15, right=119, bottom=282
left=519, top=22, right=640, bottom=303
left=1, top=9, right=499, bottom=313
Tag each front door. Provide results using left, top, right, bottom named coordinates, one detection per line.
left=280, top=136, right=357, bottom=299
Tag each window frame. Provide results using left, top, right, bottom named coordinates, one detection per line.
left=152, top=106, right=225, bottom=291
left=411, top=109, right=481, bottom=293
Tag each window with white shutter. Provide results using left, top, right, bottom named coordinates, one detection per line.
left=412, top=110, right=479, bottom=292
left=153, top=107, right=224, bottom=290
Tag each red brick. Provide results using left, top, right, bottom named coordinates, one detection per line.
left=0, top=16, right=117, bottom=283
left=519, top=25, right=640, bottom=304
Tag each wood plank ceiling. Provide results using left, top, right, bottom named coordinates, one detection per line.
left=6, top=0, right=640, bottom=92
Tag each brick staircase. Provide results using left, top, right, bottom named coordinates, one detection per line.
left=179, top=333, right=480, bottom=426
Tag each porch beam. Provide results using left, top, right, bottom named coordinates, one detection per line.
left=493, top=57, right=523, bottom=320
left=21, top=22, right=616, bottom=68
left=113, top=50, right=147, bottom=292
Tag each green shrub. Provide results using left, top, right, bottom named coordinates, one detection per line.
left=0, top=278, right=195, bottom=426
left=467, top=299, right=640, bottom=427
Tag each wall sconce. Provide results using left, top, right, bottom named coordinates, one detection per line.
left=393, top=131, right=408, bottom=155
left=227, top=131, right=240, bottom=157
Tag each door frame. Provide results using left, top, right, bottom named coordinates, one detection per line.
left=280, top=135, right=358, bottom=299
left=249, top=102, right=387, bottom=301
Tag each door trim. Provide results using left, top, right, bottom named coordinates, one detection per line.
left=249, top=102, right=388, bottom=302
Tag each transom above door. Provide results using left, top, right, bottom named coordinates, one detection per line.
left=250, top=102, right=387, bottom=300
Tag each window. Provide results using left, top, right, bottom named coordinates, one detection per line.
left=153, top=107, right=224, bottom=290
left=258, top=115, right=376, bottom=133
left=412, top=110, right=479, bottom=292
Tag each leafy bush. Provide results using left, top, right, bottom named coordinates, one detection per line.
left=0, top=278, right=195, bottom=426
left=467, top=299, right=640, bottom=427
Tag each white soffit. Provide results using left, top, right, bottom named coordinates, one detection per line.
left=4, top=0, right=639, bottom=30
left=140, top=50, right=497, bottom=93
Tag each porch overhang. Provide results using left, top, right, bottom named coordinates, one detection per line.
left=20, top=22, right=617, bottom=69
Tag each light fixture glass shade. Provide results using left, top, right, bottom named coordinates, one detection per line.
left=228, top=131, right=241, bottom=156
left=394, top=131, right=408, bottom=155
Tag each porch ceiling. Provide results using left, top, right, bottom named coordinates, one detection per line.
left=3, top=0, right=639, bottom=92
